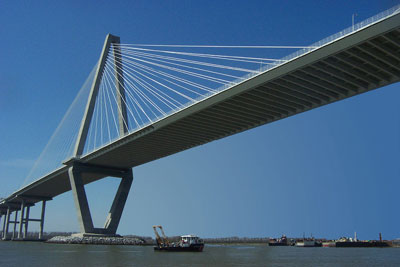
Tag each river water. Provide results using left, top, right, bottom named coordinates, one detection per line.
left=1, top=242, right=399, bottom=266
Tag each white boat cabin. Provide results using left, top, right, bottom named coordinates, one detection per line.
left=180, top=235, right=203, bottom=245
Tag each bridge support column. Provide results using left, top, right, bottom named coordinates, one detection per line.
left=3, top=207, right=10, bottom=240
left=39, top=200, right=46, bottom=240
left=68, top=166, right=94, bottom=233
left=24, top=206, right=30, bottom=239
left=0, top=214, right=3, bottom=238
left=15, top=195, right=50, bottom=240
left=103, top=170, right=133, bottom=233
left=18, top=200, right=25, bottom=239
left=12, top=211, right=18, bottom=239
left=67, top=162, right=133, bottom=236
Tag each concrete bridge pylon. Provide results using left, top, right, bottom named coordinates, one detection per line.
left=65, top=33, right=132, bottom=236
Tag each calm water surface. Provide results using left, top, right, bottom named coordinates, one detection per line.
left=1, top=242, right=399, bottom=266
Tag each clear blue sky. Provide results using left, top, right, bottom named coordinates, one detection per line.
left=0, top=0, right=399, bottom=240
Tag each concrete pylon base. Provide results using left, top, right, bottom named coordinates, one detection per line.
left=71, top=233, right=122, bottom=238
left=66, top=161, right=133, bottom=236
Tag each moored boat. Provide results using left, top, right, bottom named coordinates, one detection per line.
left=153, top=225, right=204, bottom=252
left=269, top=235, right=290, bottom=246
left=154, top=235, right=204, bottom=252
left=335, top=240, right=389, bottom=247
left=335, top=235, right=389, bottom=247
left=295, top=238, right=321, bottom=247
left=322, top=241, right=336, bottom=247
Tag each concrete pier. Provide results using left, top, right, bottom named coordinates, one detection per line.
left=0, top=214, right=4, bottom=238
left=0, top=197, right=49, bottom=241
left=39, top=200, right=46, bottom=239
left=24, top=206, right=30, bottom=238
left=3, top=207, right=10, bottom=240
left=67, top=161, right=133, bottom=236
left=12, top=211, right=18, bottom=239
left=17, top=200, right=25, bottom=239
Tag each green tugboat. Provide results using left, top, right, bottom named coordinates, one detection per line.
left=153, top=225, right=204, bottom=252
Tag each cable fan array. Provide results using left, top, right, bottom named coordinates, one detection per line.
left=82, top=44, right=302, bottom=154
left=21, top=65, right=97, bottom=187
left=22, top=44, right=314, bottom=188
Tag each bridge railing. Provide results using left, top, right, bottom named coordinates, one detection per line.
left=160, top=3, right=400, bottom=118
left=229, top=3, right=400, bottom=93
left=276, top=4, right=400, bottom=70
left=157, top=4, right=400, bottom=124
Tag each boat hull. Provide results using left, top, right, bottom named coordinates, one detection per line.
left=268, top=242, right=288, bottom=246
left=154, top=244, right=204, bottom=252
left=335, top=241, right=389, bottom=247
left=295, top=241, right=321, bottom=247
left=322, top=242, right=336, bottom=247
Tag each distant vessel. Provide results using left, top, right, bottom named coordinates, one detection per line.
left=335, top=233, right=389, bottom=248
left=335, top=240, right=388, bottom=247
left=269, top=235, right=290, bottom=246
left=153, top=225, right=204, bottom=252
left=295, top=238, right=321, bottom=247
left=335, top=238, right=388, bottom=247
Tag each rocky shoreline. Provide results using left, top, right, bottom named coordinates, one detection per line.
left=46, top=235, right=146, bottom=245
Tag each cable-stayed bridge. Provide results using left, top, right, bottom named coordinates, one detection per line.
left=1, top=5, right=400, bottom=239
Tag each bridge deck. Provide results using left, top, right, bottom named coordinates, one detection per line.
left=1, top=11, right=400, bottom=211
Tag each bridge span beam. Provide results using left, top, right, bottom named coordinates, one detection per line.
left=67, top=161, right=133, bottom=236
